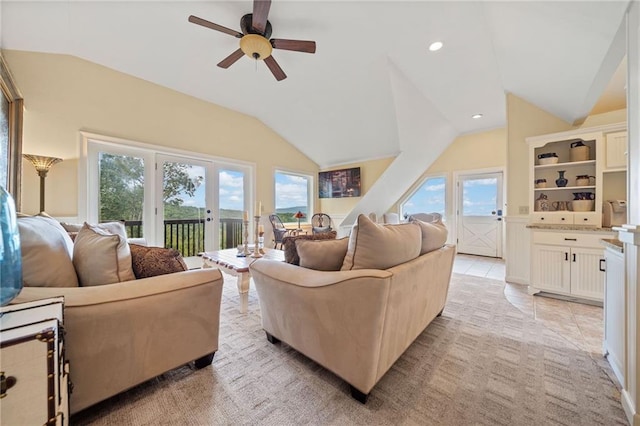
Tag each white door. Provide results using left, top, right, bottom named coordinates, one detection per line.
left=456, top=172, right=503, bottom=257
left=570, top=247, right=606, bottom=300
left=156, top=155, right=215, bottom=256
left=531, top=244, right=571, bottom=294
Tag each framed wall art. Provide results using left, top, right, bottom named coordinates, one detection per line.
left=319, top=167, right=361, bottom=199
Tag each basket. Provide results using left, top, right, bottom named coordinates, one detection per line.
left=538, top=157, right=559, bottom=165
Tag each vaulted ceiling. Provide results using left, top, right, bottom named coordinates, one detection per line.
left=1, top=1, right=630, bottom=168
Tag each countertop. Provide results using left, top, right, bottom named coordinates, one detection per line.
left=527, top=224, right=615, bottom=232
left=600, top=238, right=624, bottom=253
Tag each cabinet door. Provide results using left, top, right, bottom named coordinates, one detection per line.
left=605, top=131, right=627, bottom=170
left=570, top=247, right=605, bottom=300
left=531, top=244, right=571, bottom=294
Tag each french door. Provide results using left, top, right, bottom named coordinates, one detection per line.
left=156, top=155, right=215, bottom=255
left=86, top=135, right=252, bottom=256
left=456, top=171, right=504, bottom=257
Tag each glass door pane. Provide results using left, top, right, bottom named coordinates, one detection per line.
left=98, top=152, right=145, bottom=238
left=218, top=169, right=245, bottom=249
left=157, top=155, right=212, bottom=256
left=457, top=172, right=503, bottom=257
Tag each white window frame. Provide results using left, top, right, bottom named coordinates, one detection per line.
left=273, top=168, right=314, bottom=224
left=79, top=131, right=254, bottom=247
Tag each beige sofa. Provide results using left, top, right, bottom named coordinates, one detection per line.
left=250, top=214, right=455, bottom=403
left=13, top=216, right=224, bottom=414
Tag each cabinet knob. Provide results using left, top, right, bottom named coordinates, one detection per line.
left=0, top=372, right=17, bottom=397
left=561, top=218, right=565, bottom=221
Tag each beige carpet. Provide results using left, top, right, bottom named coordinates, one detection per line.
left=72, top=273, right=627, bottom=425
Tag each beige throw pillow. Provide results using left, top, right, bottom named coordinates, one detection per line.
left=341, top=214, right=421, bottom=271
left=411, top=218, right=448, bottom=255
left=297, top=238, right=349, bottom=271
left=18, top=215, right=79, bottom=287
left=73, top=223, right=136, bottom=286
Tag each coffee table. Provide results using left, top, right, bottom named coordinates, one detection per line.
left=201, top=248, right=284, bottom=313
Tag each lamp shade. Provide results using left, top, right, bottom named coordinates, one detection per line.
left=239, top=34, right=273, bottom=60
left=23, top=154, right=63, bottom=176
left=294, top=211, right=305, bottom=219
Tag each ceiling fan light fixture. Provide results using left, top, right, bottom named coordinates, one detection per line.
left=240, top=34, right=272, bottom=60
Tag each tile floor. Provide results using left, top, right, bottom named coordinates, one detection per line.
left=454, top=253, right=604, bottom=357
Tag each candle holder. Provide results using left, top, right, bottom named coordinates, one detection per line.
left=258, top=231, right=265, bottom=254
left=240, top=220, right=251, bottom=257
left=251, top=216, right=263, bottom=258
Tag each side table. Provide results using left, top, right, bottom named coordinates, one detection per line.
left=0, top=297, right=69, bottom=425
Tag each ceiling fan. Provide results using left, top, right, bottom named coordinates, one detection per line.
left=188, top=0, right=316, bottom=81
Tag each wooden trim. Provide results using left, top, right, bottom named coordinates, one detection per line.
left=0, top=53, right=24, bottom=209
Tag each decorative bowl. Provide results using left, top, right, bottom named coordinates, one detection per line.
left=538, top=157, right=559, bottom=165
left=571, top=200, right=594, bottom=212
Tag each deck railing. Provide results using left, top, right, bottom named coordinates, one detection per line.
left=122, top=218, right=244, bottom=257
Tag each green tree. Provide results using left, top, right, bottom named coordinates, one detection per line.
left=99, top=154, right=203, bottom=222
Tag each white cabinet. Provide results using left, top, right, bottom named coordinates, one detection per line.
left=603, top=245, right=625, bottom=386
left=0, top=297, right=69, bottom=426
left=604, top=131, right=627, bottom=170
left=530, top=230, right=613, bottom=301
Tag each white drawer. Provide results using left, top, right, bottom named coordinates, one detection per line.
left=532, top=230, right=615, bottom=248
left=572, top=212, right=600, bottom=226
left=530, top=213, right=573, bottom=225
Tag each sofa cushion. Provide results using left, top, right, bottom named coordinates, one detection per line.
left=341, top=214, right=421, bottom=271
left=283, top=231, right=338, bottom=265
left=129, top=244, right=188, bottom=278
left=411, top=218, right=448, bottom=255
left=18, top=215, right=79, bottom=287
left=73, top=223, right=136, bottom=286
left=296, top=237, right=349, bottom=271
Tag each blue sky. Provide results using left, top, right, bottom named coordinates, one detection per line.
left=275, top=172, right=308, bottom=209
left=402, top=176, right=498, bottom=217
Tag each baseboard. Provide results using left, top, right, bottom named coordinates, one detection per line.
left=622, top=389, right=639, bottom=426
left=505, top=275, right=529, bottom=285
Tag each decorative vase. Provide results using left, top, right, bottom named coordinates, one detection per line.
left=1, top=186, right=23, bottom=306
left=555, top=170, right=568, bottom=187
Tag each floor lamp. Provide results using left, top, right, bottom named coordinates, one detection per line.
left=23, top=154, right=63, bottom=213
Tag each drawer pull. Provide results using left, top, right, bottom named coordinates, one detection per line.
left=561, top=218, right=565, bottom=221
left=565, top=252, right=568, bottom=261
left=583, top=218, right=588, bottom=221
left=599, top=259, right=606, bottom=272
left=573, top=253, right=576, bottom=262
left=564, top=238, right=577, bottom=241
left=0, top=372, right=17, bottom=398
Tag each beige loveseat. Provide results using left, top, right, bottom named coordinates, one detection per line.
left=13, top=216, right=223, bottom=414
left=250, top=214, right=455, bottom=403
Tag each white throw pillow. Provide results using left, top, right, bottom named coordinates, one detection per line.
left=18, top=215, right=79, bottom=287
left=73, top=223, right=136, bottom=286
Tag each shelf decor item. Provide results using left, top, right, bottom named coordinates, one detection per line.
left=535, top=178, right=547, bottom=188
left=555, top=170, right=568, bottom=187
left=535, top=193, right=549, bottom=212
left=0, top=185, right=22, bottom=306
left=537, top=152, right=558, bottom=165
left=570, top=140, right=590, bottom=162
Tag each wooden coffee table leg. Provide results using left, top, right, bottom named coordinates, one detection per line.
left=236, top=271, right=250, bottom=314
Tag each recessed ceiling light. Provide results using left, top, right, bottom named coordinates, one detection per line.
left=428, top=41, right=443, bottom=52
left=472, top=114, right=483, bottom=119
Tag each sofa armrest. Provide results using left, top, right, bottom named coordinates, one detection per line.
left=13, top=268, right=224, bottom=414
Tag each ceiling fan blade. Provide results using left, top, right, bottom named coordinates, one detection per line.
left=264, top=56, right=287, bottom=81
left=188, top=15, right=243, bottom=38
left=217, top=49, right=245, bottom=69
left=270, top=39, right=316, bottom=54
left=252, top=0, right=271, bottom=34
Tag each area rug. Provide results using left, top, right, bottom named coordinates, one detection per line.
left=72, top=273, right=628, bottom=425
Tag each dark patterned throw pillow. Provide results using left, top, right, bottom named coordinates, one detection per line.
left=129, top=244, right=188, bottom=279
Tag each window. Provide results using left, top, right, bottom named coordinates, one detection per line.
left=274, top=170, right=312, bottom=223
left=401, top=176, right=446, bottom=219
left=98, top=152, right=146, bottom=237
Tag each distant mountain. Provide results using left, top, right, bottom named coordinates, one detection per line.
left=276, top=206, right=307, bottom=214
